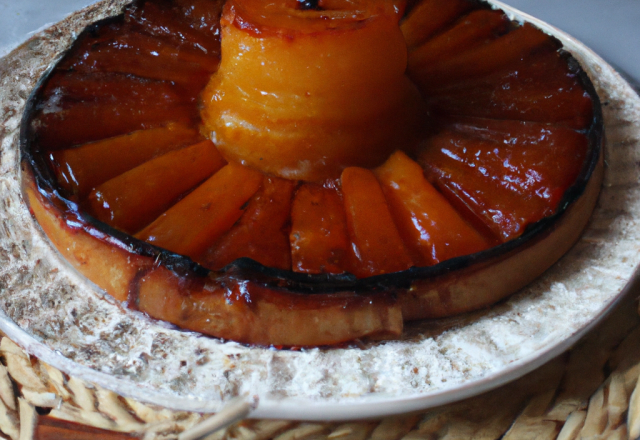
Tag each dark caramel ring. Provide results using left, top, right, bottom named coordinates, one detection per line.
left=201, top=0, right=425, bottom=181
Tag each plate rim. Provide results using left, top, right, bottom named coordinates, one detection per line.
left=1, top=0, right=639, bottom=421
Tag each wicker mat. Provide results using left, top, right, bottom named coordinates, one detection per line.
left=0, top=279, right=637, bottom=440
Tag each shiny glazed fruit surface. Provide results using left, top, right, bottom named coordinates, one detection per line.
left=21, top=0, right=603, bottom=346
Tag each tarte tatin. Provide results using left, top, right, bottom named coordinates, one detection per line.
left=21, top=0, right=603, bottom=346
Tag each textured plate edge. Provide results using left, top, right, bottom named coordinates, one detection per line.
left=0, top=0, right=638, bottom=421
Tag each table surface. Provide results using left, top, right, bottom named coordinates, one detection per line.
left=0, top=0, right=639, bottom=84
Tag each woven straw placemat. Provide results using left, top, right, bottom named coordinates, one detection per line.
left=0, top=1, right=639, bottom=438
left=0, top=278, right=637, bottom=440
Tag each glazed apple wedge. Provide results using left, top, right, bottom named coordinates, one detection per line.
left=49, top=123, right=202, bottom=197
left=22, top=0, right=602, bottom=346
left=201, top=177, right=296, bottom=271
left=418, top=125, right=589, bottom=241
left=375, top=151, right=492, bottom=266
left=135, top=162, right=264, bottom=259
left=85, top=140, right=226, bottom=234
left=289, top=184, right=351, bottom=275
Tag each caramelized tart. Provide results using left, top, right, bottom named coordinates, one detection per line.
left=21, top=0, right=603, bottom=346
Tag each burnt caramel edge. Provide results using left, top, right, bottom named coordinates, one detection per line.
left=19, top=1, right=604, bottom=299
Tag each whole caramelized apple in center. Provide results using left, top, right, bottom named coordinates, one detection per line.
left=23, top=0, right=601, bottom=346
left=201, top=0, right=425, bottom=181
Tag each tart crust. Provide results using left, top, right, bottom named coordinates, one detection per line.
left=19, top=0, right=604, bottom=346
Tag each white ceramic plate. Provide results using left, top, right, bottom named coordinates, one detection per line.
left=0, top=0, right=639, bottom=421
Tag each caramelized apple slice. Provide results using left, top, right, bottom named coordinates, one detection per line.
left=201, top=177, right=296, bottom=270
left=341, top=167, right=413, bottom=277
left=427, top=46, right=571, bottom=93
left=401, top=0, right=473, bottom=49
left=202, top=0, right=424, bottom=181
left=429, top=85, right=592, bottom=129
left=424, top=46, right=594, bottom=128
left=61, top=24, right=214, bottom=85
left=407, top=9, right=509, bottom=70
left=86, top=140, right=225, bottom=234
left=173, top=0, right=224, bottom=40
left=409, top=24, right=554, bottom=91
left=427, top=66, right=593, bottom=129
left=125, top=1, right=220, bottom=55
left=419, top=128, right=587, bottom=241
left=35, top=100, right=198, bottom=150
left=107, top=29, right=219, bottom=71
left=375, top=151, right=492, bottom=266
left=41, top=72, right=186, bottom=105
left=135, top=266, right=402, bottom=346
left=443, top=118, right=590, bottom=209
left=290, top=183, right=351, bottom=275
left=443, top=116, right=590, bottom=154
left=49, top=123, right=201, bottom=196
left=136, top=163, right=263, bottom=259
left=62, top=50, right=210, bottom=86
left=425, top=171, right=547, bottom=243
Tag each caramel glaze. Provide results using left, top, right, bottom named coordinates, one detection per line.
left=20, top=0, right=603, bottom=347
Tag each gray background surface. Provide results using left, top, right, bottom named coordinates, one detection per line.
left=1, top=0, right=639, bottom=81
